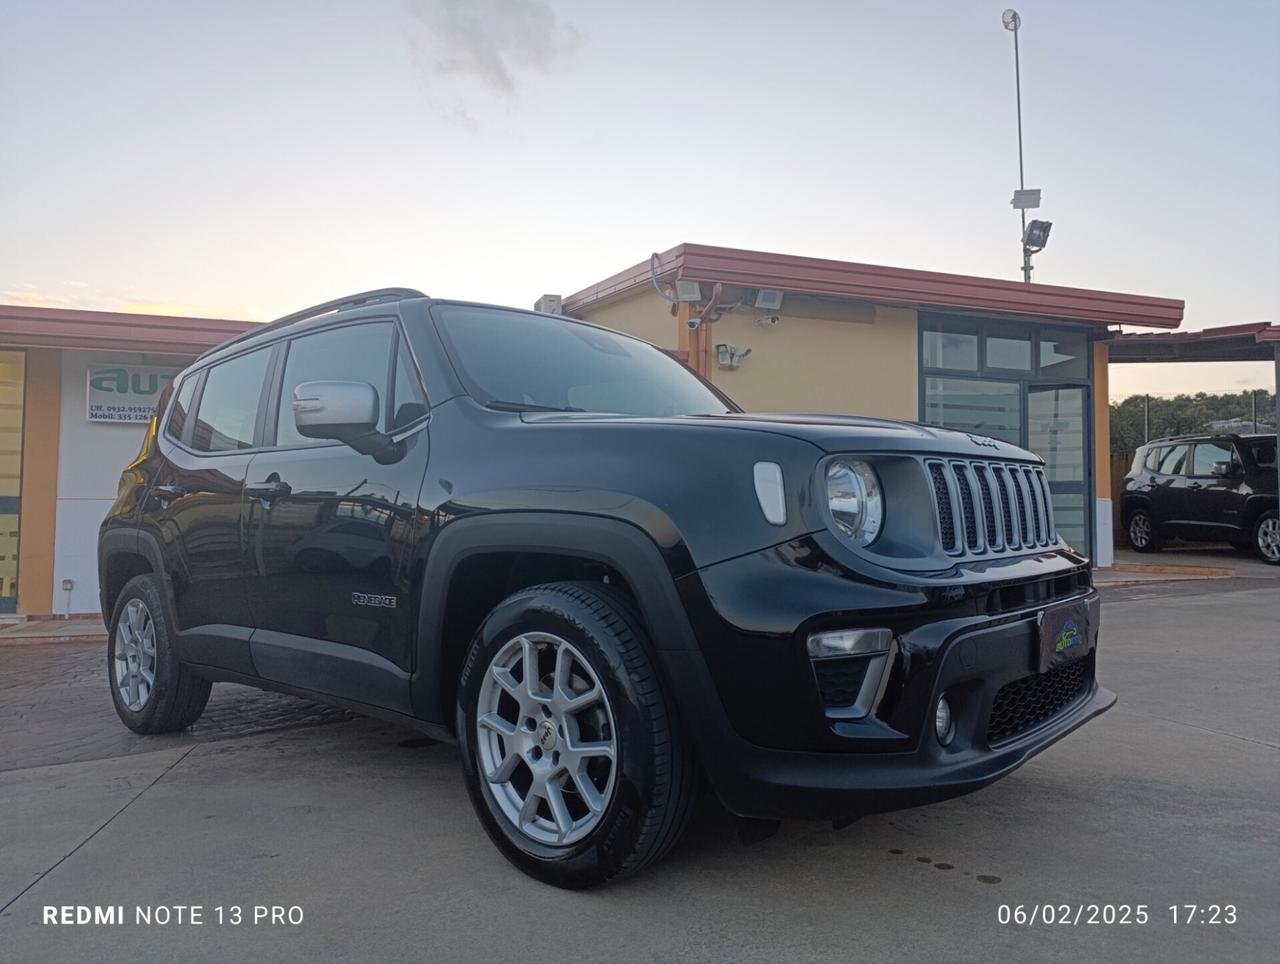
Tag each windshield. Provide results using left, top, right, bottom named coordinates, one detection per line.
left=433, top=305, right=735, bottom=417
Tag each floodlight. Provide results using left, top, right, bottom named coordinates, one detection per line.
left=1023, top=219, right=1052, bottom=251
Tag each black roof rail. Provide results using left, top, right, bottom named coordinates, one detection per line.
left=1144, top=432, right=1245, bottom=445
left=197, top=287, right=428, bottom=360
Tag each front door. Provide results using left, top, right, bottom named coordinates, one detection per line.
left=243, top=319, right=429, bottom=713
left=1182, top=441, right=1244, bottom=538
left=1027, top=385, right=1090, bottom=557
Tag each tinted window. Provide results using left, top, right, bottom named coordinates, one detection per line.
left=1156, top=444, right=1189, bottom=475
left=434, top=306, right=731, bottom=417
left=1191, top=442, right=1234, bottom=476
left=1248, top=440, right=1276, bottom=468
left=166, top=375, right=197, bottom=442
left=390, top=339, right=427, bottom=430
left=191, top=349, right=270, bottom=452
left=276, top=322, right=395, bottom=447
left=1143, top=447, right=1161, bottom=471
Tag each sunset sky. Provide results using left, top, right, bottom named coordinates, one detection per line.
left=1, top=0, right=1276, bottom=399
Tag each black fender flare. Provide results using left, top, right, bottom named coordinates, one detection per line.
left=412, top=512, right=704, bottom=726
left=97, top=527, right=174, bottom=625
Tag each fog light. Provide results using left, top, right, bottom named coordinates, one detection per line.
left=806, top=628, right=892, bottom=660
left=935, top=695, right=955, bottom=746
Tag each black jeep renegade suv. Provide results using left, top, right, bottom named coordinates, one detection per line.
left=99, top=288, right=1113, bottom=888
left=1121, top=433, right=1279, bottom=563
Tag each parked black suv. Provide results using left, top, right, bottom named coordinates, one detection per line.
left=99, top=288, right=1113, bottom=887
left=1121, top=433, right=1279, bottom=564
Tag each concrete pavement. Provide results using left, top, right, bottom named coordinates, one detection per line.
left=1, top=587, right=1276, bottom=962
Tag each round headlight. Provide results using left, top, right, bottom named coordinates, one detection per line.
left=825, top=459, right=884, bottom=547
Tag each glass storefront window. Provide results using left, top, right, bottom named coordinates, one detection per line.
left=922, top=328, right=978, bottom=371
left=0, top=352, right=24, bottom=612
left=1029, top=386, right=1089, bottom=556
left=985, top=332, right=1032, bottom=371
left=923, top=377, right=1022, bottom=445
left=1039, top=330, right=1087, bottom=379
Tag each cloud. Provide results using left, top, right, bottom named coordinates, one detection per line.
left=403, top=0, right=579, bottom=126
left=1, top=284, right=257, bottom=320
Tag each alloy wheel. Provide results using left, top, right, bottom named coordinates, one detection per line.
left=1259, top=517, right=1280, bottom=563
left=476, top=632, right=618, bottom=847
left=1129, top=513, right=1151, bottom=548
left=114, top=598, right=157, bottom=712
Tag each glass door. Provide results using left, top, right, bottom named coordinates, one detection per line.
left=0, top=351, right=25, bottom=612
left=1028, top=385, right=1089, bottom=557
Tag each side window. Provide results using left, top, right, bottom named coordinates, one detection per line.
left=1156, top=444, right=1189, bottom=476
left=276, top=322, right=395, bottom=448
left=1143, top=447, right=1161, bottom=471
left=191, top=348, right=271, bottom=453
left=1250, top=441, right=1276, bottom=468
left=1191, top=442, right=1234, bottom=476
left=390, top=338, right=427, bottom=430
left=165, top=375, right=197, bottom=442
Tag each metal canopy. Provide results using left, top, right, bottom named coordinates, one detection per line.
left=1108, top=323, right=1279, bottom=364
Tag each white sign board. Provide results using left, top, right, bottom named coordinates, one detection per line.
left=86, top=365, right=179, bottom=424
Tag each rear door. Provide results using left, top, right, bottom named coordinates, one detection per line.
left=142, top=345, right=273, bottom=671
left=243, top=318, right=430, bottom=713
left=1149, top=443, right=1190, bottom=531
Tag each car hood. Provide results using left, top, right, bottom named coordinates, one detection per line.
left=520, top=411, right=1042, bottom=461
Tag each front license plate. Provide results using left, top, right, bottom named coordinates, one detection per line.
left=1037, top=597, right=1097, bottom=673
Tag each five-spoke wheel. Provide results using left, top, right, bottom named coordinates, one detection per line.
left=114, top=598, right=158, bottom=711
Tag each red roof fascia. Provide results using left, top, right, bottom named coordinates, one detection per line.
left=0, top=304, right=256, bottom=355
left=1111, top=322, right=1278, bottom=345
left=563, top=243, right=1184, bottom=329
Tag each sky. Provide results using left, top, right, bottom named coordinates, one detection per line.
left=1, top=0, right=1277, bottom=400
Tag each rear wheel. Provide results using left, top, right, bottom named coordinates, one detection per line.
left=456, top=582, right=696, bottom=888
left=1253, top=511, right=1280, bottom=565
left=1127, top=509, right=1162, bottom=553
left=108, top=574, right=211, bottom=733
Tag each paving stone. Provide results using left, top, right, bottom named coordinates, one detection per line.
left=0, top=641, right=357, bottom=772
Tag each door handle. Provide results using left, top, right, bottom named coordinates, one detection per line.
left=1187, top=482, right=1203, bottom=489
left=151, top=484, right=185, bottom=507
left=246, top=480, right=292, bottom=502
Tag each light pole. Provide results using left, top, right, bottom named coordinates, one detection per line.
left=1003, top=9, right=1049, bottom=282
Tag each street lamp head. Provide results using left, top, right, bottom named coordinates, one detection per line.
left=1002, top=8, right=1021, bottom=31
left=1023, top=219, right=1052, bottom=251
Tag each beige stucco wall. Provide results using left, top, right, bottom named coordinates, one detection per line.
left=575, top=289, right=678, bottom=349
left=576, top=290, right=919, bottom=419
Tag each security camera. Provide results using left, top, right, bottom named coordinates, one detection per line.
left=687, top=317, right=702, bottom=331
left=755, top=314, right=780, bottom=328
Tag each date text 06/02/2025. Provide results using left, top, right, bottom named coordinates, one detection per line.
left=997, top=904, right=1238, bottom=926
left=43, top=906, right=303, bottom=926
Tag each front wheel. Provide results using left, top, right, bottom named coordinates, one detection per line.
left=1253, top=510, right=1280, bottom=565
left=456, top=582, right=696, bottom=888
left=1127, top=509, right=1162, bottom=553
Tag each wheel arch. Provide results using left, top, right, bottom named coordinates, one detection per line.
left=98, top=528, right=163, bottom=626
left=414, top=513, right=702, bottom=729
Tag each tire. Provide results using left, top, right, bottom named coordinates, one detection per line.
left=107, top=574, right=212, bottom=733
left=456, top=581, right=696, bottom=889
left=1252, top=510, right=1280, bottom=565
left=1127, top=509, right=1162, bottom=553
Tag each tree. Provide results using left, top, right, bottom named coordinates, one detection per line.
left=1110, top=390, right=1275, bottom=453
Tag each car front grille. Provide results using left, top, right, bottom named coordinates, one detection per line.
left=926, top=459, right=1057, bottom=556
left=986, top=652, right=1093, bottom=745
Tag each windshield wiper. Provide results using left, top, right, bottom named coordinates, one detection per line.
left=483, top=400, right=585, bottom=413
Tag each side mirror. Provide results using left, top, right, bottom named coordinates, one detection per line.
left=1210, top=460, right=1237, bottom=477
left=292, top=380, right=402, bottom=463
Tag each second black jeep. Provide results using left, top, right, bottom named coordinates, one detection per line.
left=99, top=288, right=1113, bottom=888
left=1121, top=433, right=1279, bottom=563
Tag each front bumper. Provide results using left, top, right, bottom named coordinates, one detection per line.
left=661, top=536, right=1114, bottom=820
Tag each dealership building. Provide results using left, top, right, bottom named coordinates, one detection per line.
left=1, top=247, right=1187, bottom=617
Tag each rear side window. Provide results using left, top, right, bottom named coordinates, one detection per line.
left=1156, top=444, right=1189, bottom=475
left=166, top=375, right=197, bottom=442
left=191, top=348, right=271, bottom=452
left=1249, top=440, right=1276, bottom=468
left=275, top=322, right=395, bottom=448
left=1143, top=447, right=1160, bottom=471
left=1191, top=442, right=1234, bottom=476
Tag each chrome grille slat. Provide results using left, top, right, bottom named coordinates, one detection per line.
left=926, top=457, right=1057, bottom=557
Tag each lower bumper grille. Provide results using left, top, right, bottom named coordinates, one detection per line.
left=814, top=657, right=871, bottom=708
left=987, top=653, right=1093, bottom=745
